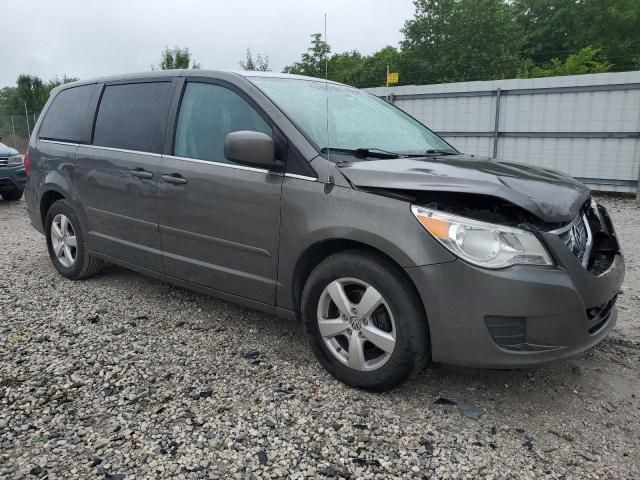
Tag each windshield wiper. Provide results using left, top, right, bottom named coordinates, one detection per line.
left=423, top=149, right=458, bottom=156
left=320, top=147, right=400, bottom=159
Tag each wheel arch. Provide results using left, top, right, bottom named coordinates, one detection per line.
left=39, top=168, right=86, bottom=232
left=40, top=189, right=66, bottom=229
left=291, top=238, right=429, bottom=329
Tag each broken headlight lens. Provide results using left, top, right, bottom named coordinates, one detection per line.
left=411, top=205, right=553, bottom=269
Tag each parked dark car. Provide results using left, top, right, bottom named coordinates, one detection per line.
left=0, top=138, right=26, bottom=200
left=24, top=71, right=625, bottom=390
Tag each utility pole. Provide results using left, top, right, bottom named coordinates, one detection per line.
left=11, top=115, right=17, bottom=147
left=24, top=101, right=31, bottom=140
left=386, top=65, right=390, bottom=102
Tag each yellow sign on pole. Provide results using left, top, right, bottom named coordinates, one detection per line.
left=387, top=72, right=399, bottom=84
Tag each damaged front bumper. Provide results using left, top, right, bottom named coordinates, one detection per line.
left=405, top=203, right=625, bottom=368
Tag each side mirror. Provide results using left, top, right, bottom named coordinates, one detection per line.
left=224, top=131, right=275, bottom=168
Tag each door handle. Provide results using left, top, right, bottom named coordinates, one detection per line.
left=130, top=168, right=153, bottom=179
left=161, top=173, right=188, bottom=185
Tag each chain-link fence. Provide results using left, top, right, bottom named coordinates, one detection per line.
left=0, top=112, right=41, bottom=153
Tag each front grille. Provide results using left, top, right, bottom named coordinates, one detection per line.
left=557, top=213, right=591, bottom=267
left=552, top=200, right=621, bottom=274
left=586, top=295, right=617, bottom=334
left=553, top=200, right=622, bottom=274
left=0, top=157, right=8, bottom=167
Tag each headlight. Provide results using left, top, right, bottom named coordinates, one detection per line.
left=411, top=205, right=552, bottom=269
left=7, top=154, right=23, bottom=166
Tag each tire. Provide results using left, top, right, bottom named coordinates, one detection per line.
left=1, top=187, right=24, bottom=201
left=45, top=200, right=103, bottom=280
left=301, top=249, right=430, bottom=391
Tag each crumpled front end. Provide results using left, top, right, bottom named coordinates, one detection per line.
left=405, top=199, right=624, bottom=368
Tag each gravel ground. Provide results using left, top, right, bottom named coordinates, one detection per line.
left=1, top=195, right=639, bottom=479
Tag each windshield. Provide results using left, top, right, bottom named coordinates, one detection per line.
left=249, top=77, right=456, bottom=158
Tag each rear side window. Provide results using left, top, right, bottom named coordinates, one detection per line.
left=39, top=85, right=95, bottom=143
left=93, top=82, right=173, bottom=154
left=174, top=82, right=271, bottom=164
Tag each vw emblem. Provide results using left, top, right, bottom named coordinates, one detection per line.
left=349, top=316, right=362, bottom=330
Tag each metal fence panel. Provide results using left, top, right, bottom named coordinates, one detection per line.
left=441, top=136, right=493, bottom=157
left=366, top=71, right=640, bottom=196
left=396, top=95, right=494, bottom=133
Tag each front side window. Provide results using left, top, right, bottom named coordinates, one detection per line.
left=93, top=82, right=173, bottom=154
left=174, top=82, right=271, bottom=164
left=250, top=77, right=454, bottom=158
left=39, top=84, right=95, bottom=143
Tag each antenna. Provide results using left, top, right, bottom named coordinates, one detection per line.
left=323, top=13, right=334, bottom=193
left=324, top=13, right=330, bottom=171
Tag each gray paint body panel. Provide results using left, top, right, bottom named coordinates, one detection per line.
left=408, top=246, right=624, bottom=367
left=276, top=169, right=455, bottom=311
left=75, top=145, right=163, bottom=270
left=338, top=155, right=591, bottom=224
left=158, top=156, right=282, bottom=304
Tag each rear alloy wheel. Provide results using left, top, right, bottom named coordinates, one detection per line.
left=50, top=213, right=78, bottom=268
left=45, top=200, right=103, bottom=280
left=302, top=250, right=429, bottom=391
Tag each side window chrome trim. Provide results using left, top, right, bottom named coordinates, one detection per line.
left=283, top=173, right=317, bottom=182
left=39, top=139, right=80, bottom=147
left=77, top=143, right=162, bottom=157
left=164, top=155, right=317, bottom=181
left=163, top=154, right=270, bottom=174
left=38, top=140, right=317, bottom=181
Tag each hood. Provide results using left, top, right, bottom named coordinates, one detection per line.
left=337, top=154, right=590, bottom=224
left=0, top=142, right=19, bottom=157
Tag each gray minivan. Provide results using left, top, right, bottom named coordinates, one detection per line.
left=25, top=70, right=624, bottom=390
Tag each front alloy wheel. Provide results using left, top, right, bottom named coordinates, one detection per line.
left=302, top=250, right=429, bottom=391
left=317, top=278, right=396, bottom=371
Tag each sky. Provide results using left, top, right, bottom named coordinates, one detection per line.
left=0, top=0, right=416, bottom=88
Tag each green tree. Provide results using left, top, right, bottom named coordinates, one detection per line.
left=523, top=46, right=612, bottom=78
left=15, top=75, right=47, bottom=113
left=281, top=0, right=640, bottom=87
left=326, top=50, right=364, bottom=84
left=514, top=0, right=640, bottom=71
left=0, top=74, right=77, bottom=115
left=578, top=0, right=640, bottom=72
left=156, top=46, right=201, bottom=70
left=401, top=0, right=527, bottom=84
left=355, top=47, right=403, bottom=88
left=0, top=74, right=77, bottom=150
left=239, top=48, right=271, bottom=71
left=283, top=33, right=331, bottom=78
left=282, top=35, right=401, bottom=88
left=513, top=0, right=584, bottom=64
left=329, top=47, right=403, bottom=88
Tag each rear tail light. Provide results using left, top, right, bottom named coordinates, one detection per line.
left=24, top=152, right=31, bottom=176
